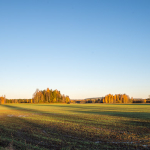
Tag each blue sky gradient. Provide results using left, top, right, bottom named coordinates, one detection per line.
left=0, top=0, right=150, bottom=99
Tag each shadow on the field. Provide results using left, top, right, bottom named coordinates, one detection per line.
left=0, top=116, right=87, bottom=150
left=1, top=109, right=148, bottom=150
left=0, top=112, right=116, bottom=150
left=1, top=104, right=48, bottom=113
left=1, top=104, right=150, bottom=129
left=37, top=104, right=150, bottom=115
left=39, top=104, right=150, bottom=120
left=125, top=120, right=150, bottom=128
left=71, top=109, right=150, bottom=120
left=37, top=103, right=150, bottom=108
left=36, top=104, right=100, bottom=109
left=0, top=104, right=150, bottom=149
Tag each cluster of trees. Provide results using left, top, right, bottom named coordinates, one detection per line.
left=72, top=94, right=148, bottom=104
left=0, top=97, right=32, bottom=104
left=103, top=94, right=131, bottom=103
left=32, top=88, right=70, bottom=103
left=0, top=88, right=70, bottom=104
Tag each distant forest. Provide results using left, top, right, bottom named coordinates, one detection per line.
left=0, top=88, right=70, bottom=104
left=71, top=94, right=149, bottom=104
left=0, top=88, right=150, bottom=104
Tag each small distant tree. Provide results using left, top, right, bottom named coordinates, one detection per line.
left=0, top=96, right=5, bottom=104
left=65, top=96, right=70, bottom=104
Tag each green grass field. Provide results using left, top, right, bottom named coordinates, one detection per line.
left=0, top=104, right=150, bottom=150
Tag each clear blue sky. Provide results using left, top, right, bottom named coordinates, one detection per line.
left=0, top=0, right=150, bottom=99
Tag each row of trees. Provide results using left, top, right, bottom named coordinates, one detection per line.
left=0, top=97, right=33, bottom=104
left=0, top=91, right=148, bottom=104
left=103, top=94, right=131, bottom=103
left=72, top=94, right=148, bottom=104
left=5, top=99, right=32, bottom=103
left=71, top=94, right=131, bottom=104
left=0, top=88, right=70, bottom=104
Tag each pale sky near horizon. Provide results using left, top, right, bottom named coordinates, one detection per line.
left=0, top=0, right=150, bottom=99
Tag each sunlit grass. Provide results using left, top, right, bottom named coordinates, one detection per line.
left=0, top=104, right=150, bottom=149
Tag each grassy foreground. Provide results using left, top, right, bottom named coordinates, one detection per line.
left=0, top=104, right=150, bottom=150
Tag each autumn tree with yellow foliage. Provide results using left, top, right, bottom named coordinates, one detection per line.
left=32, top=88, right=70, bottom=104
left=103, top=94, right=130, bottom=103
left=0, top=96, right=5, bottom=104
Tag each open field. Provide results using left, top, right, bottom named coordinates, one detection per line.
left=0, top=104, right=150, bottom=150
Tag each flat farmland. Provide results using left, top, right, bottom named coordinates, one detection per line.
left=0, top=104, right=150, bottom=150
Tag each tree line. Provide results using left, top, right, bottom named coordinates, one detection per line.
left=0, top=91, right=149, bottom=104
left=71, top=94, right=148, bottom=104
left=0, top=88, right=70, bottom=104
